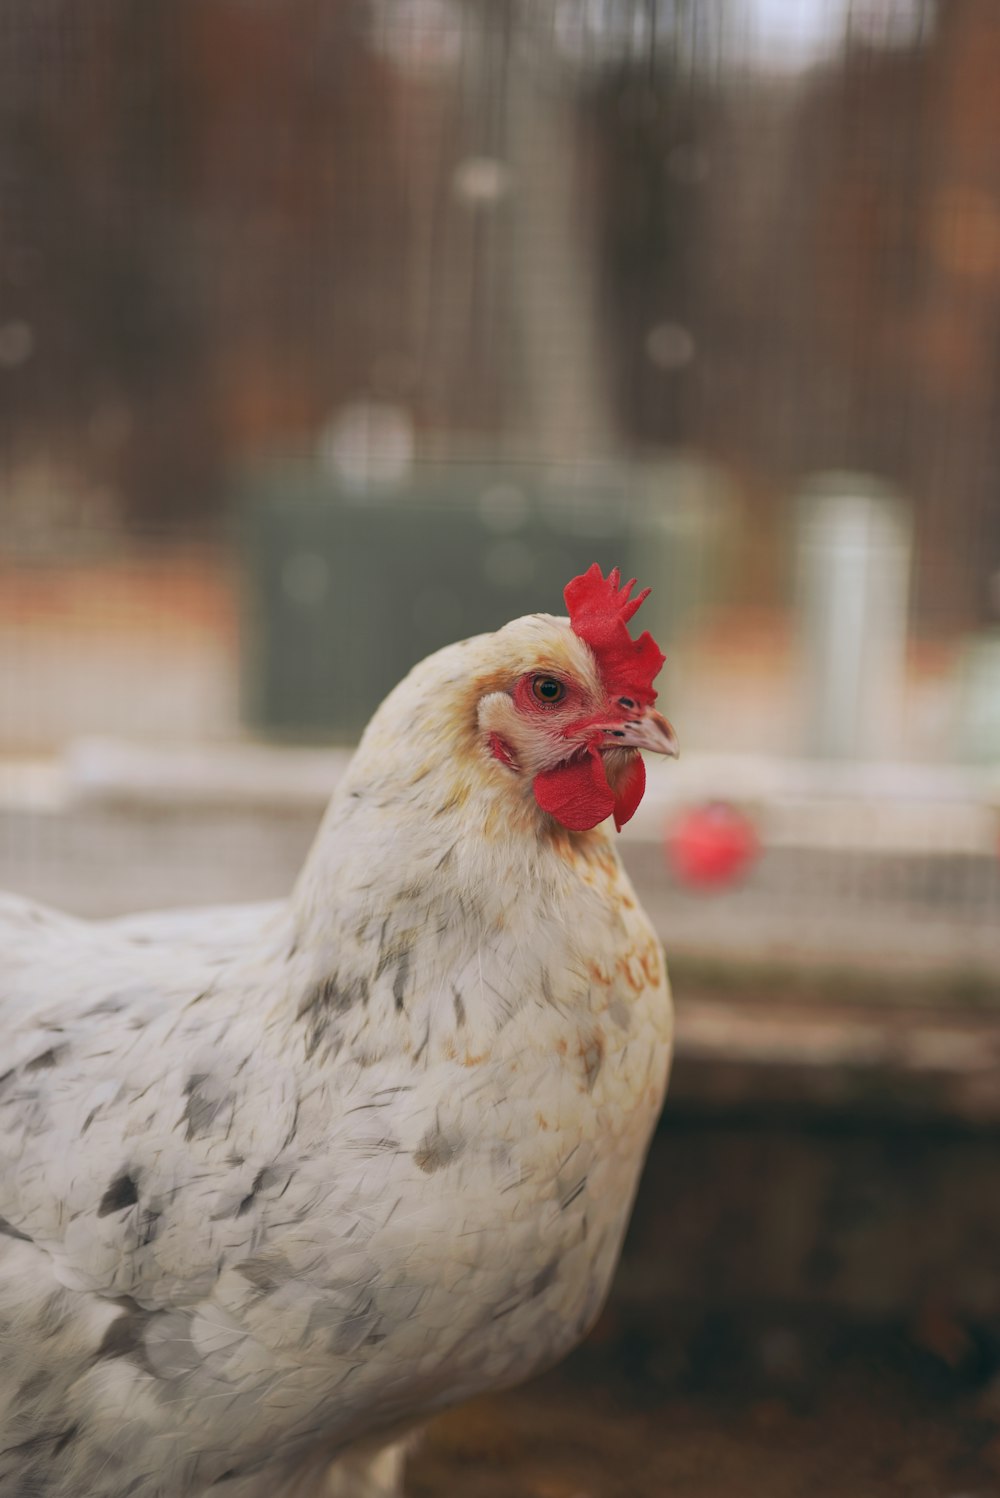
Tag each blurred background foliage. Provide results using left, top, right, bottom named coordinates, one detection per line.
left=1, top=0, right=996, bottom=625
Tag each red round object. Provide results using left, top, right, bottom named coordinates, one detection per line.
left=667, top=801, right=759, bottom=888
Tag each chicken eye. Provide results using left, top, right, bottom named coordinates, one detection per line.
left=531, top=675, right=566, bottom=705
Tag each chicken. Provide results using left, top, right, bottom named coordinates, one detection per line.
left=0, top=564, right=677, bottom=1498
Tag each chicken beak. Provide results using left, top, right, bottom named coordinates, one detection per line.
left=599, top=708, right=679, bottom=758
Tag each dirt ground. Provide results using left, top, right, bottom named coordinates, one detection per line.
left=409, top=1326, right=1000, bottom=1498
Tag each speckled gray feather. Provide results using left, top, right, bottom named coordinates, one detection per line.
left=0, top=615, right=672, bottom=1498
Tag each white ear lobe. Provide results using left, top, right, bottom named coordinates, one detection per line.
left=479, top=689, right=535, bottom=772
left=477, top=690, right=567, bottom=777
left=477, top=691, right=520, bottom=740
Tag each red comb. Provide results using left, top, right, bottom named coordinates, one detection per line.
left=565, top=563, right=665, bottom=706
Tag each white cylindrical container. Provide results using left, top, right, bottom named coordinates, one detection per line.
left=795, top=472, right=912, bottom=760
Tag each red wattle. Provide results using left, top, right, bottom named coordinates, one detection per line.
left=533, top=748, right=615, bottom=832
left=612, top=754, right=646, bottom=831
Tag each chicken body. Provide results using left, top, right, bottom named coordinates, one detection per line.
left=0, top=610, right=673, bottom=1497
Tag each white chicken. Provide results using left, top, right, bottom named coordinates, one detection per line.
left=0, top=564, right=677, bottom=1498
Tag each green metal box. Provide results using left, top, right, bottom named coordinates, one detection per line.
left=237, top=458, right=728, bottom=740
